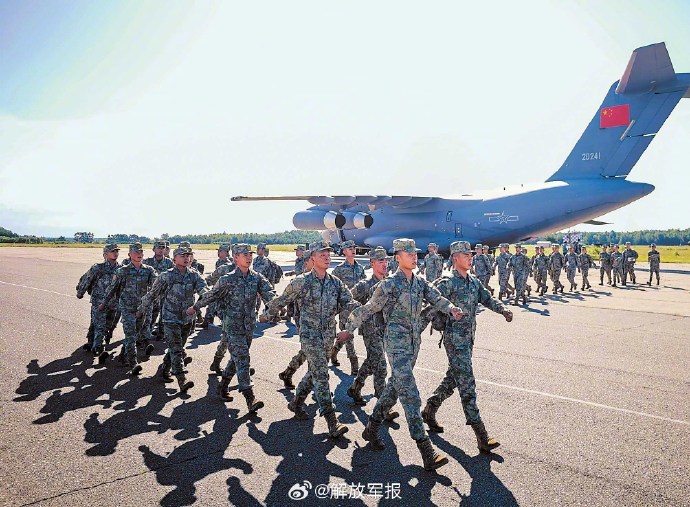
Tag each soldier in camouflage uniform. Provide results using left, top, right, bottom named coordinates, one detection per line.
left=204, top=253, right=240, bottom=374
left=496, top=243, right=513, bottom=300
left=421, top=241, right=513, bottom=452
left=647, top=243, right=661, bottom=286
left=340, top=238, right=462, bottom=471
left=139, top=247, right=209, bottom=392
left=482, top=245, right=496, bottom=293
left=178, top=242, right=206, bottom=325
left=578, top=246, right=596, bottom=290
left=143, top=241, right=174, bottom=337
left=531, top=246, right=548, bottom=296
left=548, top=243, right=565, bottom=294
left=386, top=254, right=399, bottom=275
left=509, top=244, right=531, bottom=305
left=622, top=242, right=638, bottom=285
left=278, top=250, right=313, bottom=389
left=564, top=245, right=580, bottom=291
left=330, top=240, right=366, bottom=374
left=611, top=245, right=623, bottom=287
left=284, top=245, right=307, bottom=325
left=471, top=244, right=494, bottom=296
left=100, top=243, right=157, bottom=375
left=76, top=244, right=121, bottom=361
left=200, top=244, right=233, bottom=329
left=266, top=241, right=358, bottom=439
left=418, top=243, right=445, bottom=283
left=598, top=245, right=612, bottom=285
left=193, top=244, right=275, bottom=413
left=345, top=247, right=389, bottom=406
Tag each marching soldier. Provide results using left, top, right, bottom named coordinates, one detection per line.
left=144, top=241, right=174, bottom=337
left=622, top=242, right=639, bottom=285
left=578, top=246, right=596, bottom=290
left=496, top=243, right=513, bottom=299
left=611, top=245, right=624, bottom=287
left=547, top=243, right=565, bottom=294
left=483, top=245, right=496, bottom=294
left=192, top=244, right=275, bottom=413
left=564, top=245, right=580, bottom=292
left=200, top=244, right=233, bottom=329
left=265, top=241, right=358, bottom=439
left=340, top=238, right=463, bottom=471
left=284, top=245, right=307, bottom=325
left=508, top=244, right=531, bottom=305
left=330, top=240, right=366, bottom=375
left=647, top=243, right=661, bottom=286
left=532, top=246, right=549, bottom=296
left=598, top=244, right=612, bottom=285
left=418, top=243, right=444, bottom=283
left=420, top=241, right=513, bottom=452
left=471, top=244, right=494, bottom=296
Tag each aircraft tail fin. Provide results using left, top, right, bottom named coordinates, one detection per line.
left=546, top=42, right=690, bottom=182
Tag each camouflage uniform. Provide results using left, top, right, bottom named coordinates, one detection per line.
left=386, top=256, right=399, bottom=275
left=344, top=254, right=458, bottom=442
left=76, top=246, right=120, bottom=353
left=331, top=255, right=366, bottom=361
left=622, top=246, right=639, bottom=284
left=419, top=248, right=444, bottom=283
left=102, top=247, right=157, bottom=366
left=611, top=248, right=624, bottom=286
left=548, top=247, right=565, bottom=293
left=425, top=268, right=507, bottom=426
left=203, top=248, right=233, bottom=326
left=564, top=251, right=580, bottom=290
left=648, top=246, right=661, bottom=285
left=471, top=251, right=494, bottom=295
left=578, top=251, right=595, bottom=289
left=508, top=248, right=531, bottom=303
left=143, top=250, right=174, bottom=334
left=194, top=249, right=275, bottom=394
left=496, top=246, right=513, bottom=298
left=598, top=249, right=612, bottom=285
left=285, top=247, right=307, bottom=323
left=266, top=246, right=358, bottom=419
left=532, top=250, right=549, bottom=295
left=139, top=253, right=209, bottom=379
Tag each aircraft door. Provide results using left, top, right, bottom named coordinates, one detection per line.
left=454, top=223, right=463, bottom=238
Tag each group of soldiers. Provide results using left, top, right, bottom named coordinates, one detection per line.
left=75, top=236, right=660, bottom=472
left=423, top=241, right=663, bottom=307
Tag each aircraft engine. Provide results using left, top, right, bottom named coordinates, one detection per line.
left=340, top=212, right=374, bottom=229
left=293, top=210, right=342, bottom=230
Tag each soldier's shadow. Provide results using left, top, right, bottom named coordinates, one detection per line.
left=431, top=435, right=518, bottom=506
left=187, top=326, right=222, bottom=349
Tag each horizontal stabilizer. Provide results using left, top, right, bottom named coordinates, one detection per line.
left=582, top=219, right=611, bottom=226
left=616, top=43, right=676, bottom=94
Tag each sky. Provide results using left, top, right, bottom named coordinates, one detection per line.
left=1, top=0, right=689, bottom=238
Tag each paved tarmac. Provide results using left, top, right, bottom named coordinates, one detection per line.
left=1, top=247, right=688, bottom=507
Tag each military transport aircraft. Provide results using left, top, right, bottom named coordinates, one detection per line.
left=232, top=43, right=689, bottom=253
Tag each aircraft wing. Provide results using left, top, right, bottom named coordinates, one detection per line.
left=231, top=195, right=436, bottom=211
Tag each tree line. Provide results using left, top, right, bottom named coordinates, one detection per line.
left=544, top=228, right=690, bottom=246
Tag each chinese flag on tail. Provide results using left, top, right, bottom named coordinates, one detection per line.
left=600, top=104, right=630, bottom=128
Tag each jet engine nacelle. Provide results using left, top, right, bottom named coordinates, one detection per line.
left=340, top=211, right=374, bottom=229
left=292, top=210, right=374, bottom=230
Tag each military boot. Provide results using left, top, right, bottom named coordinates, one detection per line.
left=522, top=294, right=528, bottom=305
left=200, top=314, right=211, bottom=329
left=183, top=356, right=193, bottom=366
left=656, top=279, right=659, bottom=286
left=96, top=347, right=109, bottom=365
left=217, top=376, right=233, bottom=401
left=422, top=401, right=444, bottom=433
left=347, top=379, right=366, bottom=406
left=498, top=290, right=504, bottom=300
left=329, top=346, right=340, bottom=366
left=362, top=418, right=385, bottom=450
left=242, top=387, right=264, bottom=413
left=574, top=283, right=578, bottom=291
left=143, top=340, right=154, bottom=356
left=383, top=408, right=400, bottom=422
left=471, top=421, right=501, bottom=452
left=129, top=363, right=143, bottom=376
left=209, top=356, right=222, bottom=375
left=416, top=437, right=449, bottom=471
left=176, top=374, right=194, bottom=392
left=157, top=362, right=174, bottom=382
left=349, top=356, right=359, bottom=376
left=278, top=366, right=296, bottom=389
left=323, top=410, right=348, bottom=438
left=287, top=395, right=309, bottom=420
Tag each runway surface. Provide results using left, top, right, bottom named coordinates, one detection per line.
left=1, top=247, right=688, bottom=506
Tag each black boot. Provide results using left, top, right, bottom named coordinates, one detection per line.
left=143, top=340, right=154, bottom=356
left=129, top=363, right=143, bottom=376
left=349, top=356, right=359, bottom=376
left=329, top=346, right=340, bottom=366
left=347, top=379, right=366, bottom=406
left=422, top=401, right=444, bottom=433
left=471, top=421, right=500, bottom=452
left=383, top=408, right=400, bottom=422
left=217, top=376, right=233, bottom=401
left=242, top=387, right=264, bottom=413
left=287, top=395, right=309, bottom=420
left=157, top=362, right=174, bottom=382
left=362, top=418, right=385, bottom=450
left=209, top=356, right=222, bottom=375
left=278, top=366, right=296, bottom=389
left=416, top=437, right=449, bottom=471
left=176, top=374, right=194, bottom=392
left=323, top=410, right=348, bottom=438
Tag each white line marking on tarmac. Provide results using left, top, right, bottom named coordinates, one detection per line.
left=0, top=280, right=77, bottom=299
left=262, top=335, right=689, bottom=426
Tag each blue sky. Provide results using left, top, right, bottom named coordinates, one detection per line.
left=1, top=0, right=689, bottom=237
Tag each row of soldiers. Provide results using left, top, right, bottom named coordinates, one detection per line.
left=76, top=237, right=514, bottom=472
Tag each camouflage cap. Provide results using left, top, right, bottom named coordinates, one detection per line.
left=173, top=247, right=191, bottom=257
left=295, top=245, right=306, bottom=252
left=625, top=241, right=631, bottom=245
left=302, top=250, right=312, bottom=260
left=499, top=243, right=509, bottom=248
left=153, top=240, right=166, bottom=249
left=103, top=243, right=120, bottom=253
left=179, top=241, right=191, bottom=248
left=368, top=247, right=388, bottom=260
left=514, top=243, right=522, bottom=249
left=475, top=243, right=483, bottom=249
left=552, top=243, right=560, bottom=248
left=163, top=241, right=170, bottom=247
left=650, top=243, right=656, bottom=247
left=428, top=242, right=438, bottom=249
left=232, top=243, right=254, bottom=255
left=218, top=244, right=231, bottom=252
left=341, top=240, right=356, bottom=249
left=257, top=242, right=267, bottom=250
left=393, top=238, right=420, bottom=253
left=309, top=240, right=333, bottom=253
left=449, top=241, right=472, bottom=255
left=568, top=244, right=575, bottom=249
left=128, top=242, right=144, bottom=253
